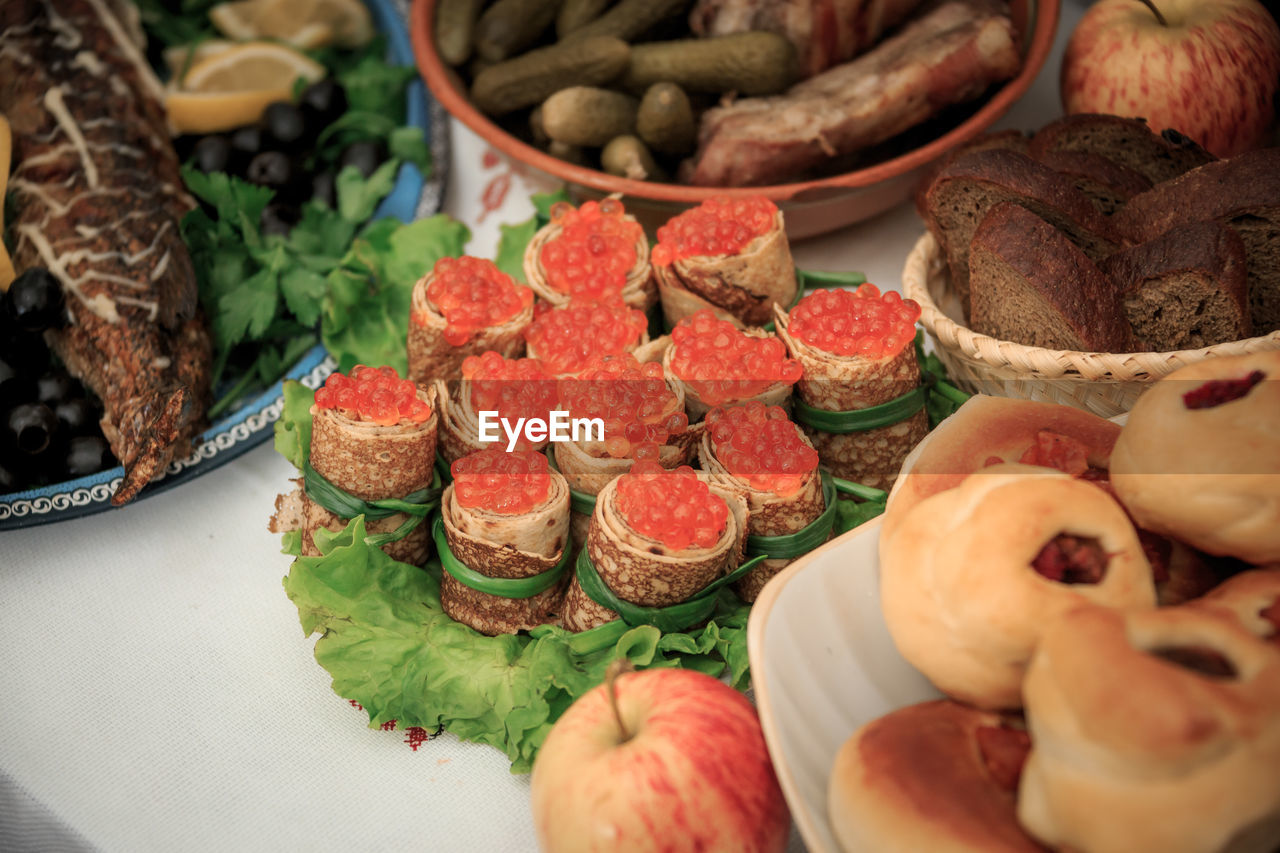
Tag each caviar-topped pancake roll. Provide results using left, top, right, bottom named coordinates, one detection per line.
left=664, top=308, right=803, bottom=421
left=270, top=365, right=438, bottom=565
left=433, top=352, right=558, bottom=465
left=522, top=198, right=656, bottom=311
left=699, top=402, right=825, bottom=602
left=439, top=448, right=571, bottom=636
left=522, top=300, right=652, bottom=377
left=652, top=196, right=797, bottom=329
left=776, top=284, right=927, bottom=491
left=552, top=352, right=697, bottom=546
left=560, top=462, right=749, bottom=632
left=407, top=256, right=535, bottom=383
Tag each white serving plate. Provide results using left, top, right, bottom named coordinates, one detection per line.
left=747, top=517, right=942, bottom=853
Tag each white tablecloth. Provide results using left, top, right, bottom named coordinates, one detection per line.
left=0, top=5, right=1078, bottom=849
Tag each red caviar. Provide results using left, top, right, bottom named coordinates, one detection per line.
left=651, top=196, right=776, bottom=266
left=787, top=284, right=920, bottom=359
left=313, top=365, right=432, bottom=426
left=423, top=256, right=532, bottom=346
left=539, top=198, right=642, bottom=302
left=524, top=300, right=648, bottom=376
left=615, top=461, right=728, bottom=551
left=462, top=352, right=557, bottom=448
left=451, top=448, right=551, bottom=514
left=558, top=353, right=688, bottom=461
left=706, top=402, right=818, bottom=496
left=669, top=310, right=802, bottom=407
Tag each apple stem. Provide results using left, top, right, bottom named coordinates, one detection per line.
left=1135, top=0, right=1168, bottom=27
left=605, top=658, right=634, bottom=744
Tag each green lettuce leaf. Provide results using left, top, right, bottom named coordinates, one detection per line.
left=274, top=379, right=316, bottom=469
left=283, top=516, right=752, bottom=773
left=492, top=187, right=572, bottom=283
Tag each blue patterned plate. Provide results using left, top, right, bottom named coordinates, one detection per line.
left=0, top=0, right=445, bottom=530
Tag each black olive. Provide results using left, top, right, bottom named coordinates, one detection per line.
left=0, top=458, right=17, bottom=492
left=246, top=151, right=296, bottom=192
left=0, top=354, right=14, bottom=386
left=64, top=435, right=112, bottom=478
left=5, top=402, right=57, bottom=455
left=299, top=79, right=348, bottom=132
left=260, top=203, right=301, bottom=237
left=36, top=367, right=75, bottom=405
left=339, top=139, right=387, bottom=179
left=229, top=124, right=265, bottom=174
left=262, top=102, right=307, bottom=149
left=193, top=135, right=232, bottom=174
left=54, top=397, right=99, bottom=436
left=0, top=331, right=50, bottom=379
left=311, top=170, right=337, bottom=208
left=7, top=268, right=66, bottom=332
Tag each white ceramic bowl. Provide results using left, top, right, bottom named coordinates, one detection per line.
left=746, top=517, right=941, bottom=853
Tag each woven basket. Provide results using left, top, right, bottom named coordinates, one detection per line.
left=902, top=231, right=1280, bottom=419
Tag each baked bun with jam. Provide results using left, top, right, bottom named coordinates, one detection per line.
left=1111, top=351, right=1280, bottom=565
left=1018, top=605, right=1280, bottom=853
left=1190, top=568, right=1280, bottom=645
left=879, top=464, right=1157, bottom=709
left=827, top=700, right=1047, bottom=853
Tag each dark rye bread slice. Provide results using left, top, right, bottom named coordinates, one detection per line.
left=969, top=203, right=1131, bottom=352
left=1101, top=221, right=1252, bottom=351
left=1034, top=150, right=1152, bottom=216
left=922, top=149, right=1119, bottom=311
left=913, top=129, right=1031, bottom=219
left=1029, top=114, right=1217, bottom=186
left=1112, top=148, right=1280, bottom=334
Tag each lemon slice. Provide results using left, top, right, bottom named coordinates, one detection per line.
left=164, top=42, right=326, bottom=134
left=210, top=0, right=372, bottom=49
left=0, top=114, right=15, bottom=292
left=162, top=39, right=236, bottom=79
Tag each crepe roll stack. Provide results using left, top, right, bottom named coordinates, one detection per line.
left=522, top=300, right=654, bottom=378
left=272, top=366, right=438, bottom=565
left=652, top=196, right=798, bottom=330
left=407, top=256, right=533, bottom=384
left=439, top=449, right=571, bottom=635
left=561, top=463, right=749, bottom=632
left=698, top=403, right=826, bottom=602
left=776, top=285, right=928, bottom=491
left=522, top=198, right=656, bottom=312
left=552, top=353, right=699, bottom=545
left=663, top=310, right=802, bottom=423
left=433, top=352, right=557, bottom=466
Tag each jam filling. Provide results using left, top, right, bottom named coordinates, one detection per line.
left=786, top=283, right=921, bottom=360
left=651, top=196, right=776, bottom=266
left=1182, top=370, right=1265, bottom=409
left=451, top=448, right=551, bottom=514
left=423, top=255, right=532, bottom=346
left=539, top=198, right=642, bottom=302
left=1149, top=646, right=1238, bottom=679
left=706, top=402, right=818, bottom=497
left=523, top=300, right=648, bottom=376
left=557, top=353, right=688, bottom=461
left=669, top=310, right=803, bottom=407
left=615, top=461, right=728, bottom=551
left=1031, top=534, right=1108, bottom=584
left=313, top=365, right=432, bottom=426
left=1018, top=431, right=1090, bottom=478
left=975, top=724, right=1032, bottom=792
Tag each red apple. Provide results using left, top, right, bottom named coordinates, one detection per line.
left=530, top=664, right=791, bottom=853
left=1061, top=0, right=1280, bottom=157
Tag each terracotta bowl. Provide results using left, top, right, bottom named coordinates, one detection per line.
left=410, top=0, right=1059, bottom=238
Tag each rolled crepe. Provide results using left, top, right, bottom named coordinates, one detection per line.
left=271, top=383, right=438, bottom=566
left=698, top=423, right=825, bottom=602
left=522, top=207, right=656, bottom=312
left=433, top=364, right=555, bottom=466
left=406, top=266, right=533, bottom=384
left=439, top=471, right=571, bottom=636
left=662, top=327, right=795, bottom=422
left=654, top=207, right=797, bottom=329
left=560, top=475, right=749, bottom=633
left=775, top=305, right=927, bottom=491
